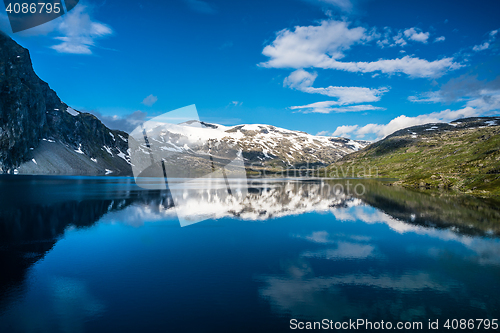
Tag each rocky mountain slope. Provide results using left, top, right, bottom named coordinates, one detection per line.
left=0, top=31, right=132, bottom=175
left=216, top=122, right=368, bottom=168
left=323, top=117, right=500, bottom=196
left=129, top=120, right=369, bottom=179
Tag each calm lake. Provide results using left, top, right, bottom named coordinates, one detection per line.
left=0, top=176, right=499, bottom=332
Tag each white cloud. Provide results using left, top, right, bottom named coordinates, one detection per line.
left=284, top=69, right=389, bottom=105
left=375, top=27, right=392, bottom=48
left=407, top=91, right=443, bottom=103
left=378, top=27, right=438, bottom=48
left=184, top=0, right=217, bottom=14
left=283, top=69, right=388, bottom=113
left=260, top=20, right=373, bottom=68
left=329, top=56, right=461, bottom=78
left=472, top=29, right=498, bottom=52
left=283, top=69, right=318, bottom=90
left=142, top=94, right=158, bottom=106
left=473, top=42, right=490, bottom=52
left=260, top=20, right=461, bottom=78
left=302, top=86, right=388, bottom=103
left=292, top=102, right=384, bottom=114
left=332, top=124, right=359, bottom=137
left=403, top=27, right=429, bottom=43
left=355, top=107, right=481, bottom=139
left=392, top=32, right=407, bottom=46
left=336, top=111, right=447, bottom=139
left=51, top=6, right=112, bottom=54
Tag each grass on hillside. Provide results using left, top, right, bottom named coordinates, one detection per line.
left=321, top=126, right=500, bottom=197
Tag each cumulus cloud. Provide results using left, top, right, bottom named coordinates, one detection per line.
left=283, top=69, right=318, bottom=90
left=87, top=110, right=148, bottom=133
left=473, top=42, right=490, bottom=52
left=284, top=69, right=389, bottom=105
left=316, top=130, right=330, bottom=136
left=374, top=27, right=392, bottom=48
left=331, top=124, right=359, bottom=137
left=295, top=87, right=386, bottom=104
left=292, top=102, right=384, bottom=113
left=333, top=56, right=459, bottom=78
left=142, top=94, right=158, bottom=106
left=403, top=27, right=429, bottom=43
left=260, top=20, right=374, bottom=68
left=184, top=0, right=217, bottom=14
left=377, top=27, right=435, bottom=48
left=51, top=6, right=113, bottom=54
left=434, top=36, right=445, bottom=43
left=260, top=20, right=461, bottom=78
left=332, top=108, right=476, bottom=140
left=392, top=32, right=407, bottom=46
left=472, top=29, right=498, bottom=52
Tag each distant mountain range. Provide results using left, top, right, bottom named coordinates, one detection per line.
left=0, top=32, right=368, bottom=175
left=129, top=119, right=369, bottom=179
left=210, top=122, right=368, bottom=169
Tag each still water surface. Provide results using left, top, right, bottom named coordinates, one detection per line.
left=0, top=176, right=499, bottom=332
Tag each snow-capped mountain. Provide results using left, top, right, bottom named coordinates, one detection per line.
left=129, top=120, right=370, bottom=177
left=208, top=122, right=368, bottom=167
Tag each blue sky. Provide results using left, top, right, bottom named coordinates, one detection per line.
left=1, top=0, right=499, bottom=140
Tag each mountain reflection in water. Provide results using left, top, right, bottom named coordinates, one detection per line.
left=0, top=176, right=499, bottom=332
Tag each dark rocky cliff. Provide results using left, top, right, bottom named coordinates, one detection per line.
left=0, top=31, right=132, bottom=175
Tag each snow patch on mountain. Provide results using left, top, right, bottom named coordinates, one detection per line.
left=130, top=120, right=369, bottom=169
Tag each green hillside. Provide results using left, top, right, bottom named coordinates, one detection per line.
left=322, top=117, right=500, bottom=197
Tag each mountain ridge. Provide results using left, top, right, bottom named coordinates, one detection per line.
left=183, top=120, right=369, bottom=168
